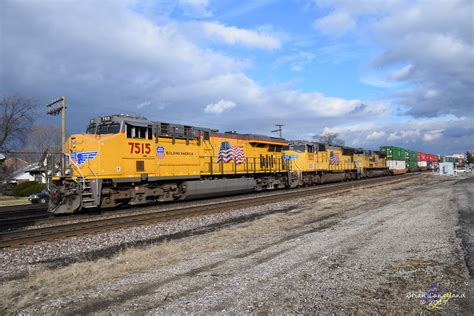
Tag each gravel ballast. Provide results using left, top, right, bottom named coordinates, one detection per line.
left=0, top=175, right=472, bottom=314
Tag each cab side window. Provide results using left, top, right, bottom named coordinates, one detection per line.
left=126, top=124, right=152, bottom=140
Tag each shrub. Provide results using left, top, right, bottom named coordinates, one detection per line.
left=12, top=181, right=47, bottom=197
left=0, top=183, right=14, bottom=195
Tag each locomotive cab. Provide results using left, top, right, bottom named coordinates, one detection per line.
left=47, top=114, right=154, bottom=214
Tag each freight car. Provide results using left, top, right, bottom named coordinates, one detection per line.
left=380, top=146, right=408, bottom=175
left=47, top=114, right=292, bottom=214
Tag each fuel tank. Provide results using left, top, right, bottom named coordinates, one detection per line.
left=181, top=178, right=256, bottom=200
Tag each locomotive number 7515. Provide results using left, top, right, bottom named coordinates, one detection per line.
left=128, top=142, right=151, bottom=154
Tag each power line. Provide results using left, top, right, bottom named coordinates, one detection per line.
left=271, top=124, right=284, bottom=138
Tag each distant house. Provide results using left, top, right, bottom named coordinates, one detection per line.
left=8, top=162, right=46, bottom=184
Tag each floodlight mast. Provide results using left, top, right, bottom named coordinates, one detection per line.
left=46, top=96, right=66, bottom=153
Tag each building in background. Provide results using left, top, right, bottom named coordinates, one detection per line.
left=439, top=162, right=455, bottom=176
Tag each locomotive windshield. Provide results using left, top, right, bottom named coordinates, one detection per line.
left=86, top=123, right=96, bottom=134
left=87, top=122, right=121, bottom=134
left=97, top=122, right=121, bottom=134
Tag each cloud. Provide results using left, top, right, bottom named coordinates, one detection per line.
left=274, top=51, right=315, bottom=72
left=219, top=0, right=278, bottom=19
left=321, top=118, right=474, bottom=154
left=268, top=90, right=388, bottom=118
left=204, top=99, right=236, bottom=114
left=178, top=0, right=212, bottom=17
left=314, top=0, right=474, bottom=119
left=1, top=0, right=383, bottom=140
left=366, top=131, right=386, bottom=140
left=137, top=101, right=151, bottom=109
left=389, top=64, right=414, bottom=81
left=313, top=11, right=356, bottom=36
left=422, top=129, right=444, bottom=142
left=198, top=22, right=281, bottom=50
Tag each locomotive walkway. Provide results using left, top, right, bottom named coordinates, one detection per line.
left=0, top=174, right=417, bottom=248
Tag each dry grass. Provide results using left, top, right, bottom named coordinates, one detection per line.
left=0, top=195, right=29, bottom=206
left=349, top=181, right=409, bottom=200
left=0, top=180, right=410, bottom=313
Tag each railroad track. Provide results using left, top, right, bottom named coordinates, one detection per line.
left=0, top=174, right=418, bottom=248
left=0, top=204, right=49, bottom=231
left=0, top=203, right=47, bottom=216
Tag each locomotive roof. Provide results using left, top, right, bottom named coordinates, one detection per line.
left=288, top=140, right=321, bottom=146
left=91, top=114, right=286, bottom=144
left=288, top=140, right=343, bottom=149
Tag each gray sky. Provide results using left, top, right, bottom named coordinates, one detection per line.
left=1, top=0, right=473, bottom=155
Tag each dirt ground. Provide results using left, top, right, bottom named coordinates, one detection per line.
left=1, top=175, right=473, bottom=314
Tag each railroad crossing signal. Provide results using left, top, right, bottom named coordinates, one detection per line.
left=46, top=96, right=67, bottom=153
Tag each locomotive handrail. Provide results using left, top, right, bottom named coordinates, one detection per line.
left=64, top=153, right=86, bottom=189
left=291, top=159, right=302, bottom=171
left=85, top=163, right=98, bottom=180
left=85, top=163, right=100, bottom=196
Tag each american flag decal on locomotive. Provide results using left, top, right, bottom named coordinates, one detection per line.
left=329, top=151, right=339, bottom=165
left=217, top=141, right=246, bottom=164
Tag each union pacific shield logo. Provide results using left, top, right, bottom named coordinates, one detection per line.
left=156, top=146, right=165, bottom=159
left=71, top=151, right=98, bottom=165
left=216, top=141, right=245, bottom=164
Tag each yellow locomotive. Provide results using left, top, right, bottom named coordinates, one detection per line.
left=352, top=149, right=389, bottom=177
left=282, top=141, right=388, bottom=185
left=48, top=114, right=290, bottom=214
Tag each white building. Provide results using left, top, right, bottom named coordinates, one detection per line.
left=8, top=162, right=45, bottom=184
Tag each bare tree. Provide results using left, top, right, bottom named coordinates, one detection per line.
left=0, top=94, right=37, bottom=150
left=21, top=124, right=62, bottom=162
left=312, top=132, right=345, bottom=146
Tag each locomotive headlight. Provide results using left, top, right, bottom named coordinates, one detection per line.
left=71, top=138, right=76, bottom=149
left=64, top=168, right=73, bottom=176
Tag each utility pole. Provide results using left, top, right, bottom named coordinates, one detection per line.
left=272, top=124, right=284, bottom=138
left=46, top=96, right=67, bottom=153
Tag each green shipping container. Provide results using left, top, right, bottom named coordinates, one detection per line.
left=406, top=161, right=418, bottom=170
left=380, top=146, right=406, bottom=161
left=407, top=150, right=417, bottom=162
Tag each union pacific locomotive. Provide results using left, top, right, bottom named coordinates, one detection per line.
left=46, top=114, right=388, bottom=214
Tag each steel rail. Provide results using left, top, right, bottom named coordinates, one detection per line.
left=0, top=204, right=47, bottom=215
left=0, top=174, right=417, bottom=248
